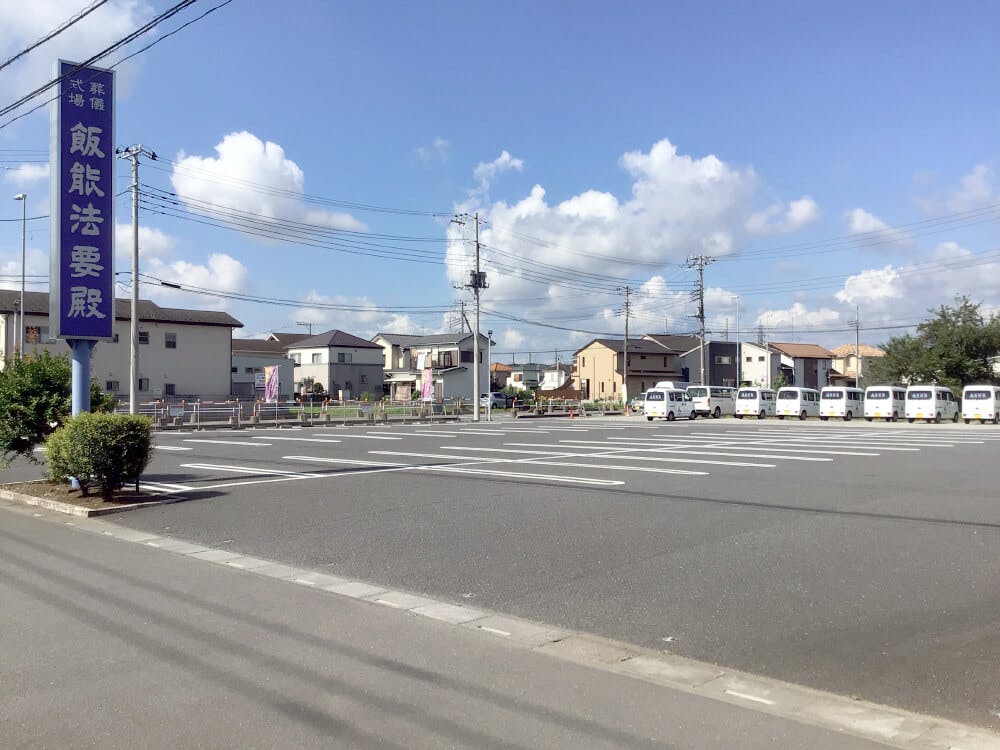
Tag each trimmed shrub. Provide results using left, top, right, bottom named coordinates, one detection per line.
left=46, top=413, right=153, bottom=498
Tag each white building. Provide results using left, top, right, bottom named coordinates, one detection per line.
left=285, top=329, right=385, bottom=400
left=0, top=290, right=242, bottom=400
left=539, top=363, right=572, bottom=391
left=740, top=341, right=834, bottom=389
left=231, top=332, right=306, bottom=400
left=373, top=332, right=490, bottom=402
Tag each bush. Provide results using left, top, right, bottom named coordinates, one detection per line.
left=46, top=413, right=153, bottom=498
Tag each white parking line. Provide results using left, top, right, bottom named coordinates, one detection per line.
left=184, top=439, right=271, bottom=447
left=180, top=463, right=322, bottom=479
left=417, top=465, right=626, bottom=486
left=153, top=445, right=192, bottom=451
left=504, top=442, right=838, bottom=461
left=330, top=434, right=401, bottom=440
left=439, top=446, right=775, bottom=469
left=250, top=436, right=342, bottom=443
left=597, top=438, right=879, bottom=457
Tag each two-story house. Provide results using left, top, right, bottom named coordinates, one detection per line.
left=0, top=290, right=242, bottom=400
left=373, top=332, right=490, bottom=401
left=830, top=344, right=885, bottom=387
left=285, top=330, right=385, bottom=400
left=231, top=332, right=307, bottom=399
left=740, top=341, right=834, bottom=389
left=505, top=361, right=545, bottom=391
left=573, top=336, right=686, bottom=401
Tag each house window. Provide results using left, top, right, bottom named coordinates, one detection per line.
left=440, top=351, right=453, bottom=367
left=138, top=331, right=149, bottom=345
left=513, top=373, right=522, bottom=382
left=581, top=356, right=586, bottom=368
left=231, top=367, right=237, bottom=374
left=138, top=378, right=149, bottom=392
left=292, top=353, right=301, bottom=364
left=311, top=353, right=322, bottom=364
left=245, top=367, right=255, bottom=374
left=479, top=351, right=482, bottom=363
left=25, top=326, right=55, bottom=344
left=758, top=356, right=765, bottom=362
left=337, top=352, right=352, bottom=363
left=105, top=380, right=119, bottom=392
left=663, top=356, right=668, bottom=366
left=600, top=382, right=605, bottom=393
left=745, top=356, right=752, bottom=363
left=164, top=383, right=176, bottom=396
left=715, top=355, right=732, bottom=365
left=360, top=373, right=367, bottom=384
left=165, top=332, right=177, bottom=349
left=460, top=350, right=473, bottom=363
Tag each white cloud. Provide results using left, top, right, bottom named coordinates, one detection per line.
left=502, top=329, right=525, bottom=348
left=472, top=150, right=524, bottom=194
left=746, top=196, right=821, bottom=235
left=943, top=164, right=997, bottom=213
left=755, top=301, right=841, bottom=330
left=413, top=137, right=450, bottom=164
left=0, top=247, right=47, bottom=291
left=114, top=223, right=175, bottom=262
left=844, top=208, right=914, bottom=248
left=291, top=290, right=417, bottom=338
left=0, top=1, right=152, bottom=113
left=142, top=253, right=248, bottom=310
left=3, top=163, right=48, bottom=185
left=171, top=132, right=367, bottom=237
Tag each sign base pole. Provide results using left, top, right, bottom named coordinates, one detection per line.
left=68, top=339, right=95, bottom=490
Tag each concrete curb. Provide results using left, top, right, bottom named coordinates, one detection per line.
left=0, top=485, right=181, bottom=518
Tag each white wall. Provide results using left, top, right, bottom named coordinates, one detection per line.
left=231, top=354, right=295, bottom=399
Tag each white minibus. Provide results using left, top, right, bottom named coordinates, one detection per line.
left=654, top=380, right=690, bottom=391
left=685, top=386, right=735, bottom=418
left=734, top=387, right=776, bottom=419
left=775, top=387, right=820, bottom=420
left=961, top=385, right=1000, bottom=424
left=644, top=387, right=696, bottom=421
left=819, top=386, right=864, bottom=421
left=864, top=386, right=906, bottom=422
left=905, top=385, right=959, bottom=423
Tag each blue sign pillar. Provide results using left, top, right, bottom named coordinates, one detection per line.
left=51, top=61, right=115, bottom=415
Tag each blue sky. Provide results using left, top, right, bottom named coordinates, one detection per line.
left=2, top=0, right=999, bottom=359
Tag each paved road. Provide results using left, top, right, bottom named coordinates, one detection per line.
left=0, top=506, right=899, bottom=750
left=11, top=417, right=1000, bottom=729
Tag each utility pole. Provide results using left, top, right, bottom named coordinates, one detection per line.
left=618, top=285, right=633, bottom=409
left=687, top=255, right=715, bottom=386
left=731, top=295, right=741, bottom=388
left=452, top=212, right=487, bottom=421
left=853, top=305, right=862, bottom=388
left=296, top=321, right=314, bottom=336
left=13, top=193, right=26, bottom=357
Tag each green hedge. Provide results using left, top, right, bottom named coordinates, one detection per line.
left=46, top=413, right=153, bottom=498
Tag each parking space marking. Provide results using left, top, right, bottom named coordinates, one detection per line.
left=545, top=440, right=840, bottom=460
left=153, top=445, right=192, bottom=451
left=180, top=463, right=322, bottom=479
left=250, top=435, right=342, bottom=443
left=441, top=445, right=776, bottom=469
left=415, top=465, right=626, bottom=486
left=327, top=433, right=402, bottom=440
left=597, top=437, right=880, bottom=457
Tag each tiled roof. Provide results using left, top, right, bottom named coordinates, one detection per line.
left=769, top=342, right=834, bottom=359
left=643, top=334, right=701, bottom=353
left=830, top=343, right=885, bottom=357
left=232, top=338, right=292, bottom=355
left=0, top=290, right=242, bottom=327
left=575, top=337, right=683, bottom=355
left=287, top=329, right=383, bottom=349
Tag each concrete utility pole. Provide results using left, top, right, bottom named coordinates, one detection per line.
left=687, top=255, right=715, bottom=386
left=619, top=285, right=633, bottom=409
left=452, top=212, right=487, bottom=421
left=13, top=193, right=26, bottom=357
left=853, top=305, right=862, bottom=388
left=296, top=321, right=314, bottom=336
left=731, top=295, right=741, bottom=387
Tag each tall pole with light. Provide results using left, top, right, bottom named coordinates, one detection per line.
left=731, top=295, right=740, bottom=387
left=486, top=329, right=493, bottom=422
left=13, top=193, right=26, bottom=357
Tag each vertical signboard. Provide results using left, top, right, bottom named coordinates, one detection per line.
left=264, top=366, right=279, bottom=403
left=50, top=61, right=114, bottom=339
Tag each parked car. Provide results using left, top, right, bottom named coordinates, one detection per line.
left=629, top=393, right=645, bottom=413
left=480, top=392, right=513, bottom=408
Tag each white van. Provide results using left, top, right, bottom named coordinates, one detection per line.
left=644, top=388, right=696, bottom=421
left=961, top=385, right=1000, bottom=424
left=686, top=386, right=735, bottom=418
left=905, top=385, right=959, bottom=423
left=864, top=386, right=906, bottom=422
left=819, top=386, right=864, bottom=421
left=775, top=387, right=820, bottom=420
left=734, top=387, right=776, bottom=419
left=654, top=380, right=691, bottom=391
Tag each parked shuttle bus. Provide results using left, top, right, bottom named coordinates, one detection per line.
left=961, top=385, right=1000, bottom=424
left=644, top=387, right=696, bottom=421
left=905, top=384, right=959, bottom=423
left=686, top=386, right=735, bottom=418
left=819, top=386, right=864, bottom=421
left=775, top=387, right=820, bottom=420
left=734, top=387, right=776, bottom=419
left=864, top=386, right=906, bottom=422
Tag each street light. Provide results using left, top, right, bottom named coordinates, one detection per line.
left=731, top=295, right=740, bottom=387
left=486, top=330, right=493, bottom=422
left=13, top=194, right=26, bottom=357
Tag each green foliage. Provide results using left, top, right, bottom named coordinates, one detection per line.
left=770, top=373, right=788, bottom=391
left=871, top=296, right=1000, bottom=391
left=311, top=382, right=325, bottom=395
left=46, top=413, right=153, bottom=498
left=90, top=383, right=118, bottom=413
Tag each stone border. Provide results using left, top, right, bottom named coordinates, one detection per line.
left=0, top=485, right=182, bottom=517
left=4, top=497, right=997, bottom=750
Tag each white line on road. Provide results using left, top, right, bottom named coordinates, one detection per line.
left=535, top=441, right=840, bottom=460
left=250, top=436, right=342, bottom=443
left=153, top=445, right=192, bottom=451
left=183, top=439, right=271, bottom=447
left=416, top=465, right=626, bottom=486
left=180, top=463, right=322, bottom=478
left=440, top=445, right=774, bottom=469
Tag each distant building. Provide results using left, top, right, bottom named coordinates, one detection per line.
left=740, top=341, right=834, bottom=389
left=573, top=337, right=686, bottom=401
left=506, top=361, right=545, bottom=391
left=0, top=290, right=242, bottom=400
left=490, top=362, right=512, bottom=391
left=539, top=363, right=572, bottom=391
left=830, top=344, right=885, bottom=387
left=285, top=330, right=385, bottom=400
left=231, top=332, right=307, bottom=400
left=677, top=340, right=739, bottom=387
left=373, top=332, right=490, bottom=401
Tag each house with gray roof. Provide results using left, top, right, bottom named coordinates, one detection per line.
left=372, top=331, right=491, bottom=401
left=231, top=332, right=308, bottom=399
left=0, top=290, right=242, bottom=400
left=285, top=330, right=385, bottom=400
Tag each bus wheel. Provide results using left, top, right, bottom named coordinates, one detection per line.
left=713, top=407, right=721, bottom=418
left=820, top=416, right=828, bottom=421
left=907, top=418, right=915, bottom=423
left=778, top=415, right=784, bottom=420
left=735, top=414, right=743, bottom=419
left=688, top=411, right=697, bottom=420
left=994, top=412, right=999, bottom=424
left=799, top=410, right=807, bottom=420
left=932, top=413, right=941, bottom=423
left=667, top=411, right=675, bottom=421
left=865, top=417, right=872, bottom=422
left=844, top=411, right=853, bottom=421
left=891, top=412, right=898, bottom=422
left=646, top=416, right=653, bottom=422
left=964, top=418, right=971, bottom=424
left=757, top=410, right=765, bottom=420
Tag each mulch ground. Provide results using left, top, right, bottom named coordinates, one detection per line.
left=2, top=481, right=163, bottom=510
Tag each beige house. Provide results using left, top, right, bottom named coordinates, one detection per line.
left=285, top=330, right=384, bottom=400
left=831, top=344, right=885, bottom=387
left=573, top=337, right=685, bottom=401
left=373, top=332, right=490, bottom=402
left=0, top=290, right=242, bottom=399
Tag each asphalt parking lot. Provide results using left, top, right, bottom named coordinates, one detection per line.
left=109, top=416, right=1000, bottom=729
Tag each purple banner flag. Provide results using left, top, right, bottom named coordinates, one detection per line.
left=264, top=365, right=279, bottom=403
left=50, top=61, right=115, bottom=339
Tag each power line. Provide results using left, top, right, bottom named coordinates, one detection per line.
left=0, top=0, right=109, bottom=75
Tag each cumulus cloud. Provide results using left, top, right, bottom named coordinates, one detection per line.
left=3, top=163, right=48, bottom=185
left=0, top=247, right=47, bottom=292
left=502, top=329, right=525, bottom=348
left=413, top=137, right=450, bottom=164
left=0, top=1, right=151, bottom=111
left=114, top=223, right=175, bottom=262
left=746, top=196, right=821, bottom=235
left=291, top=290, right=417, bottom=338
left=844, top=208, right=914, bottom=248
left=472, top=150, right=524, bottom=194
left=141, top=253, right=248, bottom=310
left=171, top=131, right=367, bottom=237
left=942, top=164, right=996, bottom=213
left=755, top=301, right=841, bottom=330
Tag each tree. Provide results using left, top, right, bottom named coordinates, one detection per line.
left=869, top=296, right=1000, bottom=391
left=296, top=376, right=315, bottom=394
left=0, top=351, right=116, bottom=468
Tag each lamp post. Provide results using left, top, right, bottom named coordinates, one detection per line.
left=486, top=330, right=493, bottom=422
left=731, top=295, right=740, bottom=387
left=13, top=193, right=26, bottom=357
